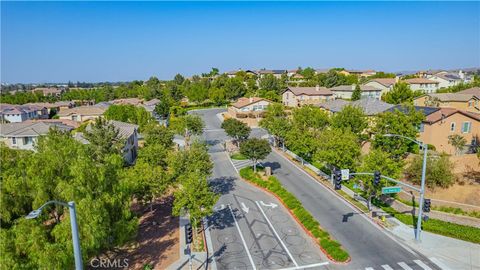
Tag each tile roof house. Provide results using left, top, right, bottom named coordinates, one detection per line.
left=257, top=69, right=287, bottom=79
left=364, top=78, right=397, bottom=95
left=282, top=86, right=334, bottom=107
left=428, top=72, right=463, bottom=88
left=404, top=78, right=440, bottom=93
left=228, top=97, right=271, bottom=118
left=32, top=87, right=64, bottom=97
left=57, top=106, right=106, bottom=122
left=226, top=69, right=258, bottom=78
left=457, top=87, right=480, bottom=96
left=0, top=104, right=48, bottom=123
left=388, top=105, right=480, bottom=154
left=0, top=121, right=73, bottom=150
left=414, top=93, right=480, bottom=113
left=110, top=98, right=143, bottom=106
left=330, top=84, right=382, bottom=100
left=318, top=98, right=394, bottom=116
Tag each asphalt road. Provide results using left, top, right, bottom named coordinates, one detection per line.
left=191, top=108, right=440, bottom=270
left=191, top=109, right=329, bottom=270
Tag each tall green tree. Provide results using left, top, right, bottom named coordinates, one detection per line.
left=331, top=105, right=368, bottom=138
left=405, top=154, right=455, bottom=189
left=382, top=82, right=414, bottom=104
left=291, top=105, right=330, bottom=131
left=240, top=138, right=272, bottom=172
left=313, top=128, right=361, bottom=170
left=372, top=106, right=425, bottom=159
left=351, top=84, right=362, bottom=101
left=170, top=114, right=204, bottom=147
left=221, top=118, right=251, bottom=146
left=260, top=103, right=290, bottom=147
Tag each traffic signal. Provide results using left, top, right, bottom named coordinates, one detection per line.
left=373, top=171, right=381, bottom=186
left=423, top=199, right=431, bottom=213
left=334, top=169, right=342, bottom=190
left=185, top=224, right=193, bottom=244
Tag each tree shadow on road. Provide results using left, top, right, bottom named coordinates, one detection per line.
left=260, top=161, right=281, bottom=172
left=208, top=208, right=238, bottom=231
left=209, top=176, right=236, bottom=195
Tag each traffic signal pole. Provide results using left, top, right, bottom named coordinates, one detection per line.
left=416, top=143, right=428, bottom=242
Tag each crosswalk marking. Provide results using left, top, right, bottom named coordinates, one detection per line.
left=414, top=260, right=433, bottom=270
left=365, top=268, right=375, bottom=270
left=382, top=265, right=394, bottom=270
left=429, top=257, right=450, bottom=270
left=398, top=262, right=413, bottom=270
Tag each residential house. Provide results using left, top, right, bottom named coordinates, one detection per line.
left=318, top=98, right=394, bottom=116
left=57, top=106, right=106, bottom=122
left=315, top=69, right=330, bottom=75
left=226, top=69, right=257, bottom=78
left=54, top=101, right=75, bottom=111
left=0, top=121, right=73, bottom=150
left=414, top=93, right=480, bottom=113
left=339, top=69, right=377, bottom=77
left=257, top=69, right=287, bottom=79
left=404, top=78, right=439, bottom=93
left=364, top=78, right=397, bottom=95
left=389, top=105, right=480, bottom=154
left=228, top=97, right=271, bottom=118
left=32, top=87, right=64, bottom=97
left=330, top=85, right=382, bottom=100
left=457, top=87, right=480, bottom=96
left=76, top=120, right=139, bottom=164
left=282, top=86, right=334, bottom=107
left=25, top=102, right=59, bottom=115
left=419, top=108, right=479, bottom=154
left=0, top=104, right=48, bottom=123
left=110, top=98, right=143, bottom=106
left=287, top=69, right=300, bottom=77
left=428, top=72, right=463, bottom=89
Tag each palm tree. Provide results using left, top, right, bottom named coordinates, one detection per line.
left=448, top=134, right=467, bottom=155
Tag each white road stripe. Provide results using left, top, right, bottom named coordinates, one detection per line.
left=414, top=260, right=433, bottom=270
left=382, top=265, right=394, bottom=270
left=227, top=204, right=256, bottom=270
left=429, top=257, right=450, bottom=270
left=255, top=200, right=299, bottom=268
left=365, top=267, right=375, bottom=270
left=398, top=262, right=413, bottom=270
left=277, top=261, right=329, bottom=270
left=226, top=153, right=239, bottom=174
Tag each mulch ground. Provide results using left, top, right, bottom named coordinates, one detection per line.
left=87, top=196, right=179, bottom=269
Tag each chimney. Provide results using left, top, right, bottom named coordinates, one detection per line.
left=315, top=85, right=320, bottom=91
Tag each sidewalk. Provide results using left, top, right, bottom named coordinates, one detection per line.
left=386, top=218, right=480, bottom=270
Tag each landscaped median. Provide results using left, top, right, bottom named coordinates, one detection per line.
left=239, top=167, right=350, bottom=263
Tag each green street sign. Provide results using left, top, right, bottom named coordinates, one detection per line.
left=382, top=186, right=402, bottom=194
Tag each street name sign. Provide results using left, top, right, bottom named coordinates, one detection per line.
left=382, top=186, right=402, bottom=194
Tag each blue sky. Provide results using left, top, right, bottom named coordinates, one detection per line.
left=1, top=1, right=479, bottom=83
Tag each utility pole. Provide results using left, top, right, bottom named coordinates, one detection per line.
left=416, top=143, right=428, bottom=242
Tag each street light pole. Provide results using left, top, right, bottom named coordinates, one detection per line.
left=383, top=134, right=428, bottom=242
left=68, top=202, right=83, bottom=270
left=26, top=200, right=83, bottom=270
left=416, top=143, right=428, bottom=242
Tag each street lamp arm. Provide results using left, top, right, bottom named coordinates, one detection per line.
left=37, top=200, right=70, bottom=211
left=383, top=134, right=423, bottom=147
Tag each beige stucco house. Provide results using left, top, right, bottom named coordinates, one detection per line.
left=58, top=106, right=106, bottom=122
left=404, top=78, right=439, bottom=93
left=364, top=78, right=397, bottom=95
left=282, top=86, right=334, bottom=107
left=228, top=97, right=271, bottom=118
left=414, top=93, right=480, bottom=113
left=418, top=108, right=480, bottom=155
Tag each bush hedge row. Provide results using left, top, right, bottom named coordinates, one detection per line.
left=239, top=167, right=350, bottom=262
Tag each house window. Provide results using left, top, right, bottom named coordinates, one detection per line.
left=468, top=101, right=473, bottom=107
left=12, top=137, right=16, bottom=144
left=461, top=122, right=471, bottom=133
left=450, top=122, right=456, bottom=132
left=72, top=115, right=78, bottom=121
left=23, top=137, right=33, bottom=145
left=419, top=123, right=424, bottom=132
